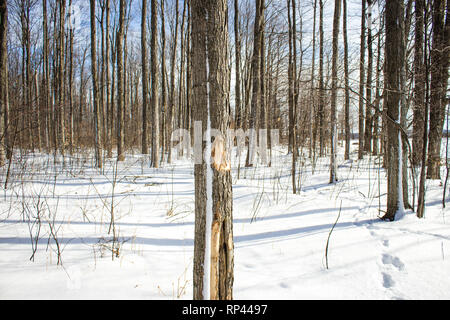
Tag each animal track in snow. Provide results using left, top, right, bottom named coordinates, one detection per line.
left=381, top=272, right=395, bottom=288
left=381, top=253, right=405, bottom=271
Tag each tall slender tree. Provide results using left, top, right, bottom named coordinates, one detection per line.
left=427, top=0, right=449, bottom=179
left=343, top=0, right=350, bottom=160
left=412, top=0, right=425, bottom=166
left=234, top=0, right=242, bottom=129
left=358, top=0, right=366, bottom=159
left=245, top=0, right=264, bottom=167
left=141, top=0, right=149, bottom=154
left=364, top=0, right=373, bottom=153
left=383, top=0, right=405, bottom=221
left=329, top=0, right=341, bottom=183
left=318, top=0, right=325, bottom=157
left=192, top=0, right=233, bottom=300
left=310, top=0, right=317, bottom=159
left=117, top=0, right=126, bottom=161
left=0, top=0, right=7, bottom=166
left=167, top=0, right=179, bottom=164
left=90, top=0, right=102, bottom=168
left=151, top=0, right=160, bottom=168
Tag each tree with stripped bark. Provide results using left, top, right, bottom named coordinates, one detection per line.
left=192, top=0, right=233, bottom=300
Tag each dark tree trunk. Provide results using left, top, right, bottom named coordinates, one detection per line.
left=117, top=0, right=125, bottom=161
left=383, top=0, right=405, bottom=221
left=90, top=0, right=102, bottom=168
left=234, top=0, right=242, bottom=129
left=329, top=0, right=341, bottom=183
left=192, top=0, right=233, bottom=300
left=318, top=0, right=325, bottom=157
left=343, top=0, right=350, bottom=160
left=151, top=0, right=160, bottom=168
left=427, top=0, right=449, bottom=179
left=167, top=0, right=179, bottom=164
left=358, top=0, right=366, bottom=160
left=412, top=0, right=425, bottom=166
left=245, top=0, right=264, bottom=167
left=364, top=0, right=373, bottom=153
left=141, top=0, right=149, bottom=154
left=0, top=0, right=7, bottom=166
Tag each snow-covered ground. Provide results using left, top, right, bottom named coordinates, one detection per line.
left=1, top=141, right=449, bottom=299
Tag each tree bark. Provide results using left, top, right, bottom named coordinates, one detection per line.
left=141, top=0, right=149, bottom=154
left=412, top=0, right=425, bottom=166
left=343, top=0, right=350, bottom=160
left=167, top=0, right=179, bottom=164
left=246, top=0, right=264, bottom=167
left=192, top=0, right=208, bottom=300
left=364, top=0, right=373, bottom=153
left=427, top=0, right=449, bottom=179
left=0, top=0, right=7, bottom=166
left=358, top=0, right=366, bottom=160
left=90, top=0, right=103, bottom=168
left=234, top=0, right=242, bottom=130
left=208, top=0, right=233, bottom=299
left=161, top=0, right=168, bottom=162
left=329, top=0, right=341, bottom=183
left=318, top=0, right=325, bottom=157
left=151, top=0, right=160, bottom=168
left=383, top=0, right=405, bottom=221
left=192, top=0, right=233, bottom=300
left=117, top=0, right=126, bottom=161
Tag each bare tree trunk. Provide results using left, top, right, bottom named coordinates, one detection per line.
left=100, top=1, right=106, bottom=155
left=310, top=0, right=317, bottom=159
left=178, top=0, right=187, bottom=138
left=192, top=0, right=233, bottom=300
left=418, top=0, right=430, bottom=218
left=318, top=0, right=325, bottom=157
left=151, top=0, right=160, bottom=168
left=0, top=0, right=7, bottom=166
left=372, top=10, right=382, bottom=156
left=364, top=0, right=373, bottom=153
left=412, top=0, right=425, bottom=166
left=234, top=0, right=242, bottom=130
left=106, top=0, right=112, bottom=158
left=58, top=0, right=66, bottom=157
left=343, top=0, right=350, bottom=160
left=208, top=0, right=233, bottom=299
left=68, top=0, right=74, bottom=155
left=383, top=0, right=405, bottom=221
left=192, top=0, right=208, bottom=299
left=358, top=0, right=366, bottom=160
left=90, top=0, right=102, bottom=168
left=141, top=0, right=149, bottom=154
left=42, top=0, right=50, bottom=153
left=329, top=0, right=341, bottom=183
left=167, top=0, right=179, bottom=164
left=34, top=72, right=41, bottom=152
left=161, top=0, right=167, bottom=163
left=245, top=0, right=264, bottom=167
left=427, top=0, right=448, bottom=179
left=117, top=0, right=125, bottom=161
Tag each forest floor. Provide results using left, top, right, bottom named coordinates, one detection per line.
left=1, top=141, right=450, bottom=299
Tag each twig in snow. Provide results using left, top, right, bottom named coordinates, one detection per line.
left=325, top=200, right=342, bottom=270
